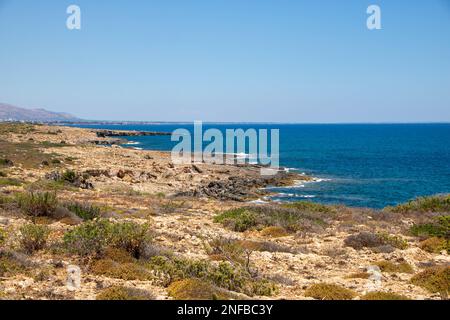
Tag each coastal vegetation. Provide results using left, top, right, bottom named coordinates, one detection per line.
left=361, top=292, right=410, bottom=300
left=19, top=224, right=50, bottom=254
left=214, top=204, right=329, bottom=233
left=385, top=195, right=450, bottom=213
left=0, top=123, right=448, bottom=300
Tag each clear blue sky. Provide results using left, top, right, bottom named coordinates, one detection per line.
left=0, top=0, right=449, bottom=122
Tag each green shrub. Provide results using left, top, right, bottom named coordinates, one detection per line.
left=16, top=192, right=58, bottom=217
left=63, top=219, right=113, bottom=256
left=61, top=170, right=77, bottom=183
left=0, top=178, right=23, bottom=186
left=214, top=208, right=257, bottom=232
left=378, top=233, right=408, bottom=250
left=304, top=283, right=356, bottom=300
left=147, top=255, right=276, bottom=297
left=65, top=202, right=101, bottom=220
left=110, top=222, right=152, bottom=258
left=19, top=224, right=50, bottom=254
left=147, top=255, right=210, bottom=283
left=214, top=205, right=327, bottom=233
left=0, top=171, right=6, bottom=177
left=97, top=286, right=154, bottom=300
left=411, top=266, right=450, bottom=295
left=207, top=238, right=246, bottom=265
left=361, top=292, right=410, bottom=300
left=386, top=195, right=450, bottom=213
left=283, top=201, right=335, bottom=214
left=63, top=220, right=152, bottom=258
left=410, top=215, right=449, bottom=239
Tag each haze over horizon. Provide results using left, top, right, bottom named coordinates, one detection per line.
left=1, top=0, right=450, bottom=123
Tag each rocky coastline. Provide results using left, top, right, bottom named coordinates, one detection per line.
left=0, top=123, right=448, bottom=301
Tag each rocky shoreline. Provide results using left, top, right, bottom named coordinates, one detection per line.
left=0, top=123, right=448, bottom=301
left=95, top=129, right=171, bottom=138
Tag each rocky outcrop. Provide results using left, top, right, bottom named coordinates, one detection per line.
left=45, top=171, right=94, bottom=190
left=95, top=130, right=171, bottom=138
left=178, top=172, right=297, bottom=201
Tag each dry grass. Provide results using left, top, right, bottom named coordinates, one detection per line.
left=168, top=278, right=237, bottom=300
left=410, top=266, right=450, bottom=295
left=375, top=260, right=414, bottom=274
left=361, top=291, right=410, bottom=300
left=96, top=286, right=154, bottom=300
left=304, top=283, right=356, bottom=300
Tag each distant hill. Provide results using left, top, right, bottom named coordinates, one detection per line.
left=0, top=103, right=80, bottom=122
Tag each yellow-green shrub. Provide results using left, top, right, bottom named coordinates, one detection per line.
left=361, top=291, right=410, bottom=300
left=168, top=278, right=235, bottom=300
left=375, top=260, right=414, bottom=274
left=411, top=266, right=450, bottom=294
left=19, top=224, right=50, bottom=254
left=97, top=286, right=154, bottom=300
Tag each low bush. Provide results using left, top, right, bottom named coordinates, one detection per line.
left=19, top=224, right=50, bottom=254
left=410, top=215, right=449, bottom=239
left=16, top=192, right=58, bottom=217
left=0, top=250, right=32, bottom=277
left=361, top=292, right=410, bottom=300
left=65, top=202, right=101, bottom=220
left=147, top=255, right=276, bottom=297
left=419, top=237, right=449, bottom=253
left=90, top=258, right=152, bottom=281
left=375, top=260, right=414, bottom=274
left=304, top=283, right=356, bottom=300
left=410, top=266, right=450, bottom=295
left=283, top=201, right=335, bottom=214
left=378, top=233, right=408, bottom=250
left=207, top=238, right=246, bottom=265
left=96, top=286, right=154, bottom=300
left=63, top=219, right=113, bottom=256
left=0, top=171, right=6, bottom=177
left=214, top=208, right=257, bottom=232
left=0, top=178, right=23, bottom=186
left=260, top=226, right=289, bottom=238
left=63, top=219, right=152, bottom=258
left=214, top=205, right=327, bottom=233
left=61, top=170, right=77, bottom=183
left=110, top=222, right=152, bottom=259
left=168, top=278, right=237, bottom=300
left=385, top=195, right=450, bottom=213
left=344, top=232, right=407, bottom=251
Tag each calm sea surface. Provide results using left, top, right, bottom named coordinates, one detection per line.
left=69, top=123, right=450, bottom=208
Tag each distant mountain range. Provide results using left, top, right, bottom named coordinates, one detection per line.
left=0, top=103, right=80, bottom=122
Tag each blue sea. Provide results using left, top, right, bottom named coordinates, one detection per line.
left=69, top=123, right=450, bottom=209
